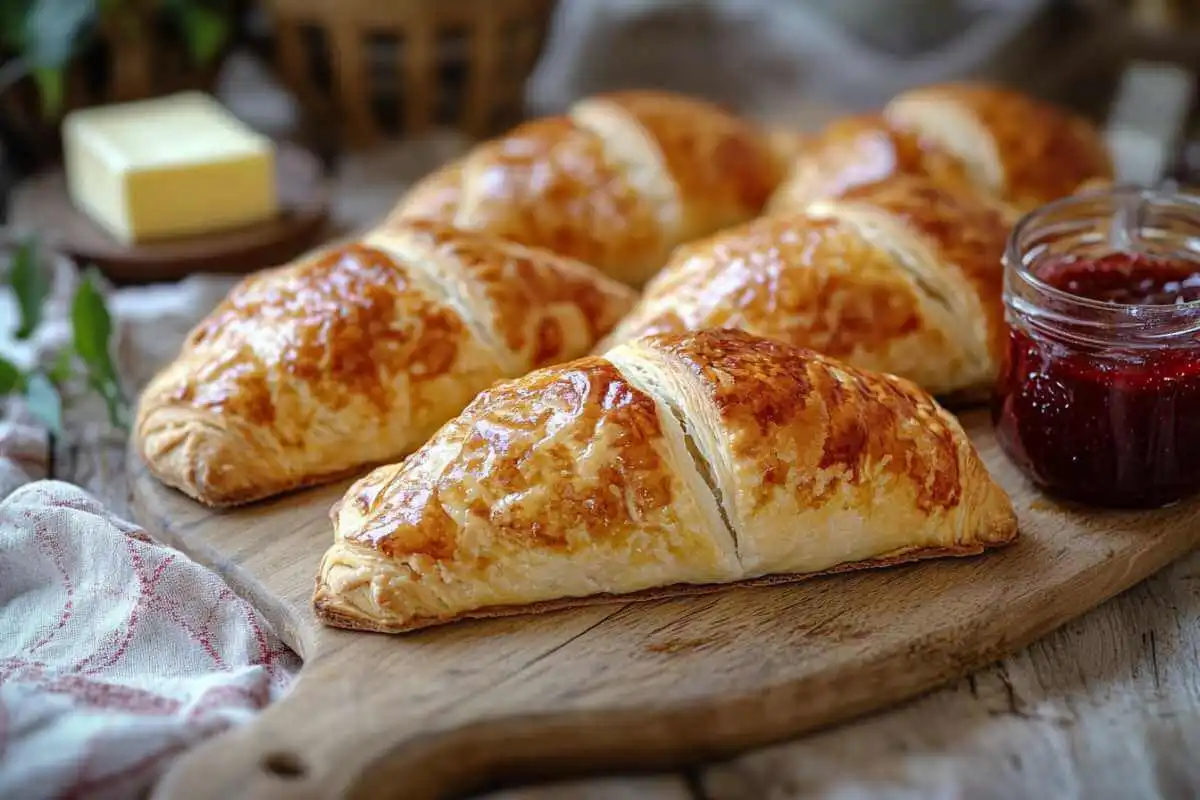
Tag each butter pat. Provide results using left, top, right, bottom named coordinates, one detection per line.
left=63, top=92, right=278, bottom=244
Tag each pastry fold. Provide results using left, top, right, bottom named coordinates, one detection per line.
left=598, top=177, right=1010, bottom=399
left=316, top=328, right=1017, bottom=633
left=135, top=221, right=636, bottom=506
left=386, top=90, right=786, bottom=286
left=769, top=82, right=1113, bottom=216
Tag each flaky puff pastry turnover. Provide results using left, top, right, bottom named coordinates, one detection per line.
left=134, top=221, right=636, bottom=507
left=384, top=90, right=786, bottom=287
left=598, top=177, right=1010, bottom=400
left=315, top=328, right=1017, bottom=634
left=769, top=82, right=1113, bottom=217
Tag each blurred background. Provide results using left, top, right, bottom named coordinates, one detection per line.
left=1, top=0, right=1199, bottom=234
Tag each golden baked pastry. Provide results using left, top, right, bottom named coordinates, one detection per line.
left=135, top=221, right=637, bottom=507
left=1073, top=176, right=1116, bottom=195
left=765, top=126, right=813, bottom=168
left=768, top=113, right=981, bottom=212
left=770, top=83, right=1113, bottom=216
left=386, top=90, right=786, bottom=286
left=598, top=177, right=1010, bottom=400
left=315, top=328, right=1017, bottom=633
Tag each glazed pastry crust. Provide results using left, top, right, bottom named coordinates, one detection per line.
left=316, top=356, right=740, bottom=630
left=391, top=117, right=675, bottom=287
left=885, top=83, right=1114, bottom=213
left=387, top=91, right=784, bottom=286
left=770, top=83, right=1112, bottom=215
left=767, top=114, right=982, bottom=214
left=610, top=332, right=1015, bottom=577
left=315, top=328, right=1017, bottom=633
left=574, top=91, right=785, bottom=241
left=598, top=177, right=1011, bottom=398
left=135, top=221, right=636, bottom=507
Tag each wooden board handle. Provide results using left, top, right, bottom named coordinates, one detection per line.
left=150, top=646, right=935, bottom=800
left=150, top=671, right=728, bottom=800
left=150, top=655, right=462, bottom=800
left=148, top=588, right=1055, bottom=800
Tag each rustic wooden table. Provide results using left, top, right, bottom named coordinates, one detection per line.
left=38, top=33, right=1200, bottom=798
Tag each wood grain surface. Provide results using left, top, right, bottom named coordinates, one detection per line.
left=124, top=409, right=1200, bottom=800
left=8, top=143, right=331, bottom=285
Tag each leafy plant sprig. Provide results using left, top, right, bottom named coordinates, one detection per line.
left=70, top=265, right=128, bottom=430
left=1, top=238, right=128, bottom=435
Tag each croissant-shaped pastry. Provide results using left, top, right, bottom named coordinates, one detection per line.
left=384, top=90, right=786, bottom=286
left=315, top=328, right=1017, bottom=633
left=135, top=221, right=636, bottom=507
left=598, top=177, right=1010, bottom=400
left=769, top=82, right=1113, bottom=216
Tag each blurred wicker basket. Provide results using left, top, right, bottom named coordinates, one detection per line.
left=1125, top=0, right=1200, bottom=29
left=265, top=0, right=558, bottom=147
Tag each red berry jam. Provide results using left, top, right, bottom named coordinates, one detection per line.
left=1037, top=253, right=1200, bottom=305
left=994, top=251, right=1200, bottom=508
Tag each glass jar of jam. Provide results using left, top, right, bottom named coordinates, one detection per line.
left=993, top=186, right=1200, bottom=509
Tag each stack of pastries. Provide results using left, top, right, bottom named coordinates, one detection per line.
left=137, top=83, right=1114, bottom=633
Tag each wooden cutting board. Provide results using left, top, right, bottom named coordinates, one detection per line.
left=129, top=409, right=1200, bottom=800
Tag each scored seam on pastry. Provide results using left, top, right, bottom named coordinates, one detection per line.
left=453, top=148, right=498, bottom=231
left=805, top=200, right=993, bottom=390
left=569, top=97, right=686, bottom=248
left=362, top=229, right=521, bottom=375
left=605, top=346, right=744, bottom=568
left=884, top=93, right=1005, bottom=195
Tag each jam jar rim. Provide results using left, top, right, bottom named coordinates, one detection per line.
left=1005, top=184, right=1200, bottom=315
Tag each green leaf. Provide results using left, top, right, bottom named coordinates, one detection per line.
left=173, top=3, right=228, bottom=66
left=8, top=237, right=51, bottom=340
left=71, top=267, right=129, bottom=430
left=22, top=0, right=97, bottom=69
left=71, top=268, right=113, bottom=371
left=24, top=372, right=62, bottom=435
left=87, top=371, right=128, bottom=429
left=0, top=357, right=26, bottom=395
left=32, top=66, right=65, bottom=117
left=48, top=346, right=75, bottom=385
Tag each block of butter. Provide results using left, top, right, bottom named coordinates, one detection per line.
left=63, top=92, right=279, bottom=244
